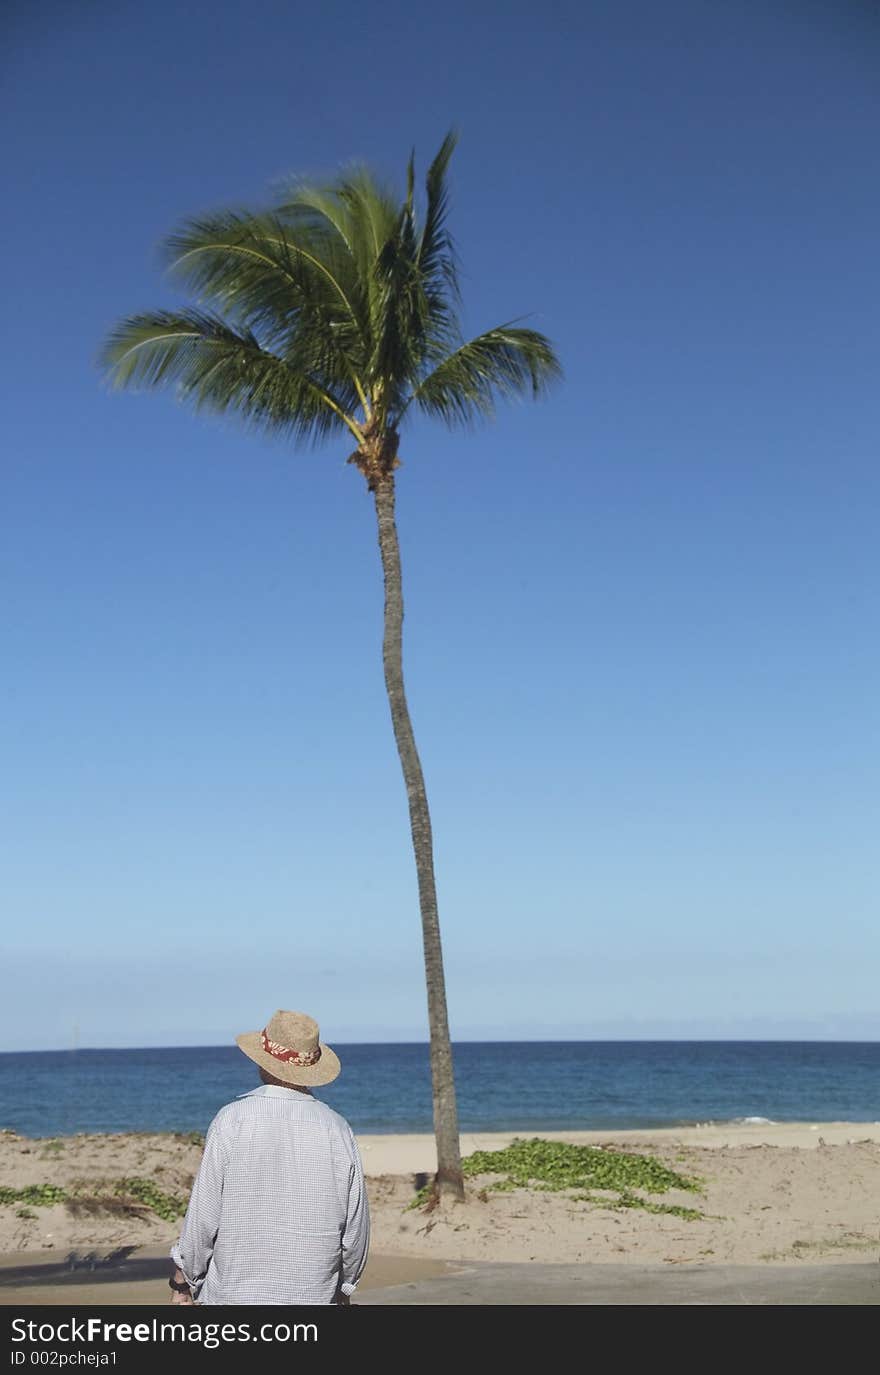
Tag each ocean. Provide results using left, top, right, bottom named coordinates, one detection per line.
left=0, top=1041, right=877, bottom=1138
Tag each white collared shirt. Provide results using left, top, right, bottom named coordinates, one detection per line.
left=171, top=1084, right=369, bottom=1305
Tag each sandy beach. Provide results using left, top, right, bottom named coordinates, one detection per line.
left=1, top=1121, right=878, bottom=1296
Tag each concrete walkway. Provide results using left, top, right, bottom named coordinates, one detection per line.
left=358, top=1260, right=880, bottom=1306
left=0, top=1248, right=451, bottom=1306
left=1, top=1248, right=876, bottom=1306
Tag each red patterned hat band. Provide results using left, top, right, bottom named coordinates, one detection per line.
left=261, top=1029, right=322, bottom=1066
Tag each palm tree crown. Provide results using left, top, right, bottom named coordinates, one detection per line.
left=101, top=132, right=560, bottom=482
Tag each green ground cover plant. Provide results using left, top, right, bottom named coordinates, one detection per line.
left=411, top=1137, right=704, bottom=1219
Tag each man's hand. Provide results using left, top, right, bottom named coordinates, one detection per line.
left=170, top=1268, right=195, bottom=1304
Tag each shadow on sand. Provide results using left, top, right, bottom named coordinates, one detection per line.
left=0, top=1248, right=168, bottom=1290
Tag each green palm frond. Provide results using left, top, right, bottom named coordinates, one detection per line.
left=165, top=210, right=367, bottom=392
left=281, top=184, right=356, bottom=255
left=167, top=210, right=358, bottom=329
left=100, top=309, right=359, bottom=441
left=405, top=324, right=562, bottom=426
left=418, top=129, right=459, bottom=297
left=335, top=170, right=400, bottom=271
left=369, top=206, right=432, bottom=411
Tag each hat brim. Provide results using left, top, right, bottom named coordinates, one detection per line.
left=236, top=1031, right=341, bottom=1087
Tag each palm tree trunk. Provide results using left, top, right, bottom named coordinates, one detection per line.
left=372, top=473, right=464, bottom=1200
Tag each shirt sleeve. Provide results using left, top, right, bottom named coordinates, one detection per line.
left=339, top=1128, right=370, bottom=1296
left=170, top=1118, right=227, bottom=1299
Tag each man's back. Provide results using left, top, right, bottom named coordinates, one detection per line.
left=172, top=1085, right=369, bottom=1305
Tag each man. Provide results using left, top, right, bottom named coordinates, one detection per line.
left=169, top=1009, right=369, bottom=1305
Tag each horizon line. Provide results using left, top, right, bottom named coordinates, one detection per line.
left=2, top=1036, right=879, bottom=1056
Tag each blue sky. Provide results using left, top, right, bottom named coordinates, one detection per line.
left=2, top=0, right=878, bottom=1049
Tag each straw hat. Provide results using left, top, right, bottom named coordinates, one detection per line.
left=236, top=1010, right=341, bottom=1087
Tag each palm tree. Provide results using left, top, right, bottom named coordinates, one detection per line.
left=100, top=133, right=560, bottom=1199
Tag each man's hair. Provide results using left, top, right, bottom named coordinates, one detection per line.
left=259, top=1066, right=309, bottom=1091
left=259, top=1066, right=285, bottom=1086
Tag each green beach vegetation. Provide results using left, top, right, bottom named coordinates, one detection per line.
left=0, top=1185, right=67, bottom=1207
left=411, top=1137, right=705, bottom=1218
left=0, top=1179, right=188, bottom=1221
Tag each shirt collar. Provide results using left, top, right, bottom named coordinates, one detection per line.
left=237, top=1084, right=314, bottom=1100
